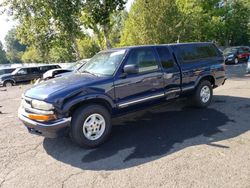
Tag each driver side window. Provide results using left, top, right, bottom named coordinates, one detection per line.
left=126, top=48, right=159, bottom=73
left=17, top=69, right=28, bottom=75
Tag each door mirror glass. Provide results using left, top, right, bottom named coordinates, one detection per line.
left=123, top=64, right=139, bottom=74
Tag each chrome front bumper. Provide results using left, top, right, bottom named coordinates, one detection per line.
left=18, top=107, right=71, bottom=138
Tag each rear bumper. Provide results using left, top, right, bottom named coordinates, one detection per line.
left=18, top=107, right=71, bottom=138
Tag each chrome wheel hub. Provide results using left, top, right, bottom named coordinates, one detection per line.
left=200, top=86, right=211, bottom=103
left=6, top=82, right=12, bottom=87
left=83, top=113, right=105, bottom=140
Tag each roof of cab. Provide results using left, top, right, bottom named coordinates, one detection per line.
left=102, top=42, right=214, bottom=52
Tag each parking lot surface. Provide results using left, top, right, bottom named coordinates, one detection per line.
left=0, top=64, right=250, bottom=188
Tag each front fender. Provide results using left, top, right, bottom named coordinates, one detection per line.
left=60, top=93, right=116, bottom=114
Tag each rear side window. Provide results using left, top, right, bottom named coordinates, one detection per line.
left=156, top=47, right=175, bottom=69
left=126, top=48, right=159, bottom=73
left=28, top=68, right=40, bottom=74
left=40, top=66, right=52, bottom=72
left=5, top=69, right=15, bottom=74
left=181, top=44, right=218, bottom=62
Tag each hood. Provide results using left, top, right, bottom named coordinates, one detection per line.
left=54, top=71, right=74, bottom=78
left=24, top=73, right=108, bottom=102
left=0, top=73, right=12, bottom=79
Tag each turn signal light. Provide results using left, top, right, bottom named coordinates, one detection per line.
left=28, top=114, right=56, bottom=121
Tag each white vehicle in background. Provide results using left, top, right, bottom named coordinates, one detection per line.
left=35, top=59, right=89, bottom=84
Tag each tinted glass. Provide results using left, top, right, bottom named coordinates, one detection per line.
left=5, top=69, right=15, bottom=74
left=239, top=47, right=250, bottom=53
left=28, top=68, right=40, bottom=74
left=181, top=44, right=218, bottom=62
left=40, top=66, right=55, bottom=72
left=223, top=47, right=238, bottom=54
left=17, top=69, right=28, bottom=75
left=126, top=48, right=158, bottom=73
left=156, top=47, right=174, bottom=69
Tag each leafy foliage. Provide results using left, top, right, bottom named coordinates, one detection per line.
left=5, top=28, right=26, bottom=64
left=121, top=0, right=250, bottom=46
left=0, top=41, right=8, bottom=64
left=77, top=37, right=100, bottom=59
left=83, top=0, right=127, bottom=49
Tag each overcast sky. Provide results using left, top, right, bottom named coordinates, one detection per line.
left=0, top=0, right=134, bottom=46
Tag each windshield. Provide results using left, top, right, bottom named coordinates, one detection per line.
left=223, top=48, right=238, bottom=55
left=11, top=68, right=21, bottom=75
left=78, top=49, right=126, bottom=76
left=68, top=61, right=85, bottom=71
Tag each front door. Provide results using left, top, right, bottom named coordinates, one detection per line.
left=14, top=68, right=29, bottom=82
left=114, top=47, right=165, bottom=108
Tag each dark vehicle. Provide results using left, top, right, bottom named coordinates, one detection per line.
left=0, top=65, right=60, bottom=87
left=0, top=68, right=16, bottom=76
left=223, top=46, right=250, bottom=64
left=18, top=43, right=226, bottom=148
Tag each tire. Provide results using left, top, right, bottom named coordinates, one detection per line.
left=3, top=80, right=14, bottom=87
left=70, top=104, right=111, bottom=148
left=234, top=57, right=239, bottom=64
left=192, top=80, right=213, bottom=108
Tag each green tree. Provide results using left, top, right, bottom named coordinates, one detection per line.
left=21, top=47, right=42, bottom=63
left=109, top=10, right=128, bottom=47
left=0, top=41, right=8, bottom=64
left=83, top=0, right=127, bottom=49
left=5, top=28, right=27, bottom=64
left=221, top=0, right=250, bottom=46
left=1, top=0, right=83, bottom=62
left=120, top=0, right=181, bottom=46
left=77, top=37, right=100, bottom=59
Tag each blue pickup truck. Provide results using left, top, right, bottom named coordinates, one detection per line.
left=18, top=42, right=226, bottom=148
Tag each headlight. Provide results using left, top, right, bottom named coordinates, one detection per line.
left=31, top=100, right=54, bottom=111
left=227, top=54, right=234, bottom=58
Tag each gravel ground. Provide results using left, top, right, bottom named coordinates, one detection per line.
left=0, top=64, right=250, bottom=188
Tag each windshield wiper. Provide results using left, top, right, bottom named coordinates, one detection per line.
left=81, top=70, right=98, bottom=76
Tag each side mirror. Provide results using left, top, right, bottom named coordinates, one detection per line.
left=123, top=64, right=139, bottom=75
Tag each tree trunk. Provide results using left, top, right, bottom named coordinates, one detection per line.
left=103, top=24, right=112, bottom=49
left=72, top=37, right=80, bottom=60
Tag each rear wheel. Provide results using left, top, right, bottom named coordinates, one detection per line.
left=3, top=80, right=14, bottom=87
left=192, top=80, right=213, bottom=108
left=70, top=104, right=111, bottom=148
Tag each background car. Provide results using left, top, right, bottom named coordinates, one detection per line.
left=35, top=60, right=88, bottom=84
left=0, top=67, right=16, bottom=76
left=223, top=46, right=250, bottom=64
left=0, top=65, right=61, bottom=87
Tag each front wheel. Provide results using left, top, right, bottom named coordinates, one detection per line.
left=70, top=104, right=112, bottom=148
left=234, top=57, right=239, bottom=64
left=192, top=80, right=213, bottom=108
left=3, top=80, right=14, bottom=87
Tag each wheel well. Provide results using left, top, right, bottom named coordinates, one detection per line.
left=200, top=75, right=215, bottom=87
left=4, top=79, right=14, bottom=84
left=68, top=98, right=113, bottom=117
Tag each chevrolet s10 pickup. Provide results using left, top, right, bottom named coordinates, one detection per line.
left=18, top=43, right=226, bottom=148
